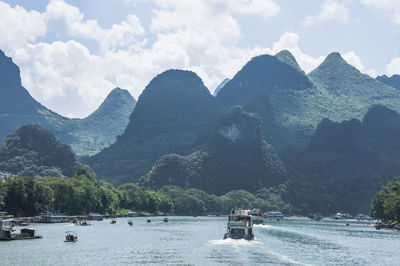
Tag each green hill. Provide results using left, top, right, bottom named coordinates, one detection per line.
left=0, top=50, right=136, bottom=156
left=288, top=105, right=400, bottom=214
left=0, top=124, right=79, bottom=177
left=142, top=106, right=287, bottom=194
left=88, top=70, right=224, bottom=184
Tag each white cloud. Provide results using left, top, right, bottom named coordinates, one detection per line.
left=0, top=2, right=46, bottom=51
left=45, top=0, right=145, bottom=53
left=386, top=57, right=400, bottom=76
left=227, top=0, right=280, bottom=19
left=342, top=51, right=377, bottom=77
left=0, top=0, right=376, bottom=119
left=360, top=0, right=400, bottom=25
left=302, top=0, right=349, bottom=27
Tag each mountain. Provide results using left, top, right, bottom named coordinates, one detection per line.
left=142, top=106, right=286, bottom=194
left=376, top=74, right=400, bottom=91
left=288, top=105, right=400, bottom=214
left=0, top=50, right=136, bottom=156
left=88, top=69, right=224, bottom=184
left=0, top=124, right=79, bottom=177
left=58, top=87, right=136, bottom=156
left=308, top=53, right=400, bottom=118
left=213, top=78, right=230, bottom=96
left=216, top=50, right=326, bottom=157
left=217, top=50, right=400, bottom=159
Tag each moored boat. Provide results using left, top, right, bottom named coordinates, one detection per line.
left=223, top=209, right=254, bottom=240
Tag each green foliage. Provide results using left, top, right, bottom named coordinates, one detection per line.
left=0, top=124, right=79, bottom=177
left=287, top=105, right=400, bottom=214
left=371, top=179, right=400, bottom=223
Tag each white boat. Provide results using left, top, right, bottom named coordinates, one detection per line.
left=223, top=209, right=254, bottom=240
left=263, top=211, right=284, bottom=220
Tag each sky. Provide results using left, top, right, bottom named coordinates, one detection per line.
left=0, top=0, right=399, bottom=118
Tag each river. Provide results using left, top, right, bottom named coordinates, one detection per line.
left=1, top=217, right=399, bottom=265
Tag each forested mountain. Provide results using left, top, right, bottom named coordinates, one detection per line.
left=0, top=124, right=79, bottom=177
left=142, top=106, right=286, bottom=194
left=216, top=51, right=400, bottom=159
left=288, top=105, right=400, bottom=214
left=0, top=50, right=136, bottom=156
left=376, top=74, right=400, bottom=91
left=88, top=70, right=224, bottom=184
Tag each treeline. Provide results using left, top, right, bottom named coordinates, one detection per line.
left=371, top=179, right=400, bottom=223
left=0, top=166, right=291, bottom=217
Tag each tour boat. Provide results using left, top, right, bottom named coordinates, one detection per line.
left=223, top=209, right=254, bottom=240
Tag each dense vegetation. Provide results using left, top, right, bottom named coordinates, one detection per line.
left=0, top=166, right=291, bottom=217
left=287, top=105, right=400, bottom=214
left=0, top=124, right=79, bottom=177
left=0, top=49, right=136, bottom=156
left=89, top=70, right=223, bottom=183
left=371, top=179, right=400, bottom=223
left=143, top=106, right=286, bottom=194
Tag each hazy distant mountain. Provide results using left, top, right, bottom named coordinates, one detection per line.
left=88, top=69, right=224, bottom=184
left=59, top=87, right=136, bottom=156
left=213, top=78, right=230, bottom=96
left=376, top=74, right=400, bottom=91
left=288, top=105, right=400, bottom=214
left=0, top=50, right=136, bottom=156
left=0, top=124, right=79, bottom=177
left=142, top=106, right=286, bottom=194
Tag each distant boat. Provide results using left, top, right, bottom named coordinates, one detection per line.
left=163, top=218, right=168, bottom=222
left=128, top=220, right=133, bottom=226
left=263, top=211, right=284, bottom=220
left=110, top=219, right=117, bottom=224
left=146, top=219, right=151, bottom=223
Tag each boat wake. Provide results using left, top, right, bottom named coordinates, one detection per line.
left=208, top=238, right=262, bottom=246
left=253, top=224, right=275, bottom=229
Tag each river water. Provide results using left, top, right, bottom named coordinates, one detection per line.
left=1, top=217, right=399, bottom=265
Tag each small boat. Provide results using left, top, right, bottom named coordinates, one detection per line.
left=110, top=219, right=116, bottom=224
left=64, top=231, right=78, bottom=242
left=146, top=219, right=151, bottom=223
left=223, top=208, right=254, bottom=240
left=76, top=220, right=91, bottom=226
left=263, top=211, right=284, bottom=221
left=128, top=220, right=133, bottom=226
left=162, top=218, right=168, bottom=222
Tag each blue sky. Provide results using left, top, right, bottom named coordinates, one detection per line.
left=1, top=0, right=399, bottom=118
